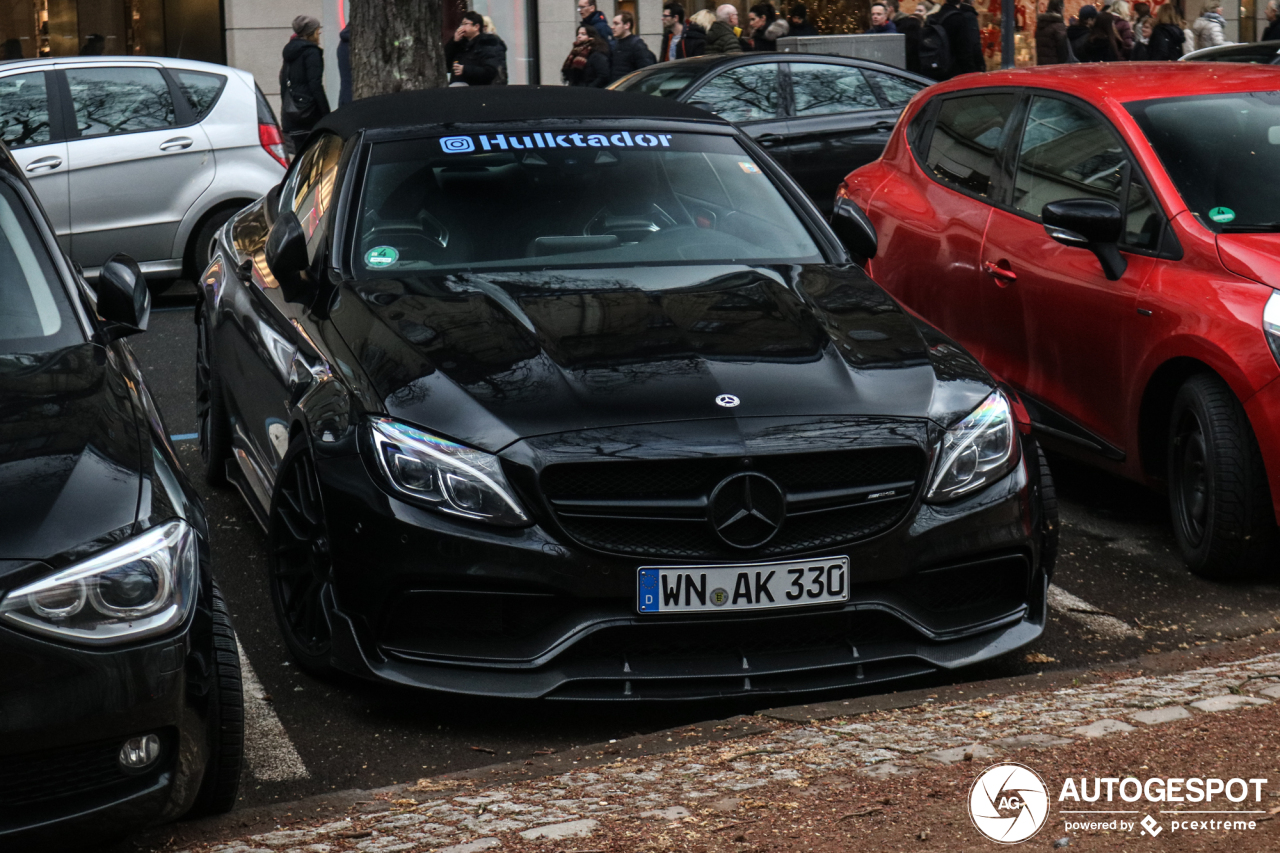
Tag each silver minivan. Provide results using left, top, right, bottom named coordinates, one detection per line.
left=0, top=55, right=286, bottom=289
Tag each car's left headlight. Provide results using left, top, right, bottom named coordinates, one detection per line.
left=0, top=519, right=198, bottom=646
left=926, top=391, right=1020, bottom=502
left=368, top=417, right=530, bottom=526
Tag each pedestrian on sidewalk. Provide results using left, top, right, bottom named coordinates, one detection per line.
left=1265, top=0, right=1280, bottom=41
left=1074, top=10, right=1124, bottom=61
left=446, top=11, right=508, bottom=86
left=608, top=11, right=657, bottom=82
left=337, top=24, right=351, bottom=106
left=1146, top=3, right=1185, bottom=59
left=577, top=0, right=613, bottom=44
left=1192, top=1, right=1229, bottom=50
left=745, top=3, right=790, bottom=50
left=279, top=15, right=330, bottom=152
left=562, top=23, right=611, bottom=87
left=1036, top=0, right=1071, bottom=64
left=788, top=3, right=820, bottom=36
left=869, top=3, right=899, bottom=33
left=1108, top=0, right=1135, bottom=58
left=1131, top=14, right=1153, bottom=59
left=926, top=0, right=983, bottom=79
left=661, top=3, right=706, bottom=60
left=706, top=5, right=744, bottom=54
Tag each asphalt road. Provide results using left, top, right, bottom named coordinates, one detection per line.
left=130, top=285, right=1280, bottom=812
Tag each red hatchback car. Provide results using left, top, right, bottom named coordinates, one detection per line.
left=843, top=64, right=1280, bottom=579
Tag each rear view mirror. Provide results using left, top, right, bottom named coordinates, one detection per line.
left=1042, top=199, right=1127, bottom=281
left=94, top=253, right=149, bottom=340
left=265, top=209, right=312, bottom=300
left=830, top=197, right=878, bottom=263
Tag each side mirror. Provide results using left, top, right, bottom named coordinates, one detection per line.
left=830, top=197, right=878, bottom=262
left=1042, top=198, right=1127, bottom=281
left=264, top=209, right=312, bottom=300
left=94, top=253, right=149, bottom=340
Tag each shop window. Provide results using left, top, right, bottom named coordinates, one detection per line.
left=924, top=93, right=1017, bottom=198
left=790, top=63, right=878, bottom=117
left=0, top=73, right=51, bottom=148
left=173, top=70, right=226, bottom=121
left=66, top=66, right=175, bottom=137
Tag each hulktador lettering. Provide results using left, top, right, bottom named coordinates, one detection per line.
left=469, top=131, right=675, bottom=151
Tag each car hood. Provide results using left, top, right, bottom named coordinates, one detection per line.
left=335, top=264, right=995, bottom=452
left=1217, top=233, right=1280, bottom=286
left=0, top=344, right=143, bottom=562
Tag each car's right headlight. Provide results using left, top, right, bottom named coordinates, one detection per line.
left=1262, top=290, right=1280, bottom=367
left=0, top=519, right=198, bottom=646
left=926, top=391, right=1019, bottom=502
left=368, top=417, right=530, bottom=527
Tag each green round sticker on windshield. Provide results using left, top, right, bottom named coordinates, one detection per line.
left=1209, top=207, right=1236, bottom=223
left=365, top=245, right=399, bottom=268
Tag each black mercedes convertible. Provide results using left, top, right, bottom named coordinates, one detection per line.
left=196, top=86, right=1055, bottom=701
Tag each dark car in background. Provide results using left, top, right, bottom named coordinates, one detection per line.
left=197, top=87, right=1053, bottom=702
left=1181, top=41, right=1280, bottom=63
left=0, top=145, right=242, bottom=847
left=610, top=53, right=932, bottom=213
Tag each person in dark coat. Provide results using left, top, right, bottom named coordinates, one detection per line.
left=1066, top=5, right=1093, bottom=50
left=869, top=4, right=898, bottom=33
left=930, top=0, right=984, bottom=78
left=788, top=3, right=819, bottom=36
left=660, top=4, right=706, bottom=60
left=577, top=0, right=613, bottom=44
left=337, top=25, right=352, bottom=106
left=897, top=10, right=923, bottom=73
left=562, top=24, right=612, bottom=87
left=446, top=11, right=508, bottom=85
left=1036, top=0, right=1070, bottom=64
left=745, top=3, right=790, bottom=50
left=1074, top=10, right=1123, bottom=61
left=1264, top=0, right=1280, bottom=41
left=1146, top=3, right=1185, bottom=59
left=706, top=5, right=744, bottom=54
left=608, top=11, right=657, bottom=82
left=279, top=16, right=330, bottom=151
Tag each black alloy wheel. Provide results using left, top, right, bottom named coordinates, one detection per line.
left=195, top=312, right=232, bottom=487
left=1167, top=373, right=1275, bottom=579
left=268, top=442, right=337, bottom=676
left=186, top=581, right=245, bottom=818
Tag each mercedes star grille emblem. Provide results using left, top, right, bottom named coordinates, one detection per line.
left=708, top=472, right=786, bottom=549
left=715, top=394, right=740, bottom=408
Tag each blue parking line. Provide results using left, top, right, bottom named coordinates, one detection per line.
left=170, top=433, right=198, bottom=441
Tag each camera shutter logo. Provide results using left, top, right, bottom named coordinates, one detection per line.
left=440, top=136, right=475, bottom=153
left=968, top=763, right=1050, bottom=844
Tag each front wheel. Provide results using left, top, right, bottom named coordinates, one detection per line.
left=1167, top=373, right=1275, bottom=579
left=186, top=582, right=244, bottom=818
left=268, top=441, right=338, bottom=678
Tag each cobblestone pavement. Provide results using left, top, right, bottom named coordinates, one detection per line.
left=162, top=645, right=1280, bottom=853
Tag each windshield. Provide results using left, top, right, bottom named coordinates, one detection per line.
left=352, top=130, right=823, bottom=276
left=1128, top=91, right=1280, bottom=233
left=610, top=65, right=703, bottom=97
left=0, top=181, right=78, bottom=353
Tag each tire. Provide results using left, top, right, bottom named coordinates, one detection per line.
left=1035, top=442, right=1059, bottom=577
left=186, top=582, right=244, bottom=818
left=195, top=311, right=233, bottom=487
left=268, top=440, right=339, bottom=678
left=188, top=207, right=238, bottom=279
left=1167, top=372, right=1275, bottom=579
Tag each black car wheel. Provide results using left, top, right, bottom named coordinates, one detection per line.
left=1167, top=373, right=1274, bottom=579
left=1035, top=442, right=1059, bottom=577
left=269, top=441, right=337, bottom=676
left=186, top=582, right=244, bottom=818
left=195, top=312, right=232, bottom=487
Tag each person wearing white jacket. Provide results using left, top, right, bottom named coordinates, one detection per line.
left=1192, top=1, right=1230, bottom=50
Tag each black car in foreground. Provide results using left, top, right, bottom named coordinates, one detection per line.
left=0, top=148, right=241, bottom=845
left=610, top=53, right=932, bottom=213
left=198, top=86, right=1054, bottom=701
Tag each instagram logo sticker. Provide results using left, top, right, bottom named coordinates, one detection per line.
left=440, top=136, right=475, bottom=153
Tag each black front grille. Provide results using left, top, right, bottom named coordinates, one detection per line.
left=0, top=739, right=131, bottom=807
left=541, top=446, right=925, bottom=560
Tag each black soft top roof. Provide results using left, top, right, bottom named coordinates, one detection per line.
left=315, top=86, right=728, bottom=139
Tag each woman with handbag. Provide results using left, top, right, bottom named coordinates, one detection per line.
left=280, top=16, right=331, bottom=154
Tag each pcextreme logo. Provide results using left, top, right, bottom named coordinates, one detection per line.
left=969, top=763, right=1051, bottom=844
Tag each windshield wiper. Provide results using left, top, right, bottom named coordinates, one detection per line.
left=1217, top=222, right=1280, bottom=233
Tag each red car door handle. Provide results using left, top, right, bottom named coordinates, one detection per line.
left=983, top=260, right=1017, bottom=283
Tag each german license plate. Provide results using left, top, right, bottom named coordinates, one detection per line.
left=637, top=556, right=850, bottom=614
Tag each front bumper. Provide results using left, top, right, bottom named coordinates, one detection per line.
left=0, top=589, right=213, bottom=846
left=315, top=433, right=1049, bottom=700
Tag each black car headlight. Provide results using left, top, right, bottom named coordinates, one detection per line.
left=368, top=417, right=530, bottom=526
left=926, top=391, right=1019, bottom=502
left=0, top=520, right=198, bottom=646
